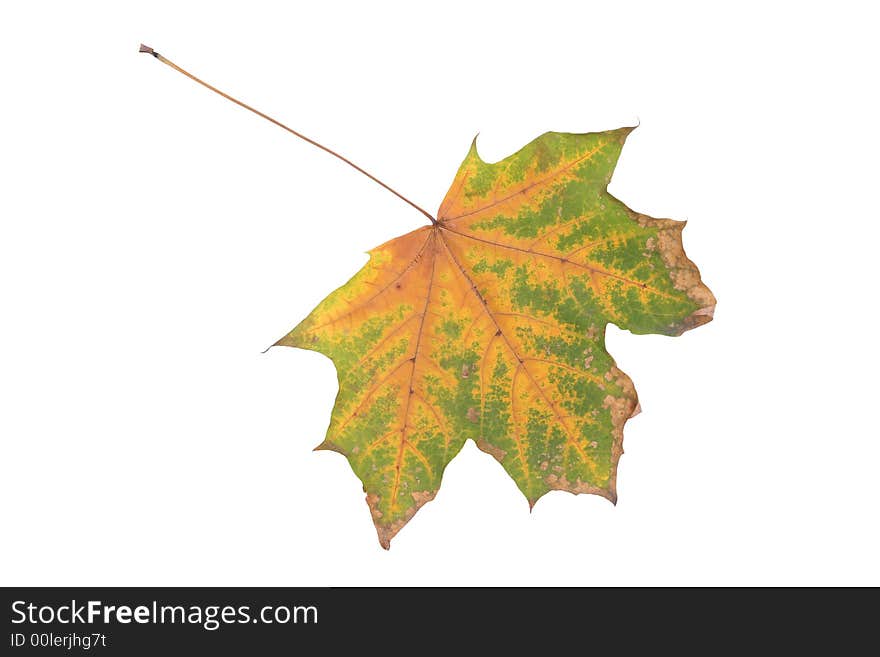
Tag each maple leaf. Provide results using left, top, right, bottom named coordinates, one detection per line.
left=141, top=47, right=715, bottom=549
left=275, top=129, right=715, bottom=548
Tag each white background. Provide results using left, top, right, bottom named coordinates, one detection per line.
left=1, top=1, right=877, bottom=586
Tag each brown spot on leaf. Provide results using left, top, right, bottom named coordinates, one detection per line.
left=466, top=407, right=479, bottom=423
left=368, top=489, right=437, bottom=550
left=638, top=214, right=716, bottom=335
left=411, top=490, right=434, bottom=505
left=543, top=473, right=617, bottom=504
left=476, top=438, right=506, bottom=462
left=366, top=492, right=383, bottom=520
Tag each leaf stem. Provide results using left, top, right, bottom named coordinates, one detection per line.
left=139, top=44, right=438, bottom=225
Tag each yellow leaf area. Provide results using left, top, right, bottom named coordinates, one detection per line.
left=277, top=128, right=715, bottom=548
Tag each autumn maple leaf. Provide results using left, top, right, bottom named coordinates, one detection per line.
left=277, top=130, right=714, bottom=547
left=143, top=47, right=715, bottom=549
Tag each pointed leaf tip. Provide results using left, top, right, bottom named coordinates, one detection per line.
left=468, top=133, right=482, bottom=161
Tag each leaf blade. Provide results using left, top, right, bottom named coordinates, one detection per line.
left=279, top=128, right=714, bottom=547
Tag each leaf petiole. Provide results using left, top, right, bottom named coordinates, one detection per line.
left=139, top=44, right=438, bottom=225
